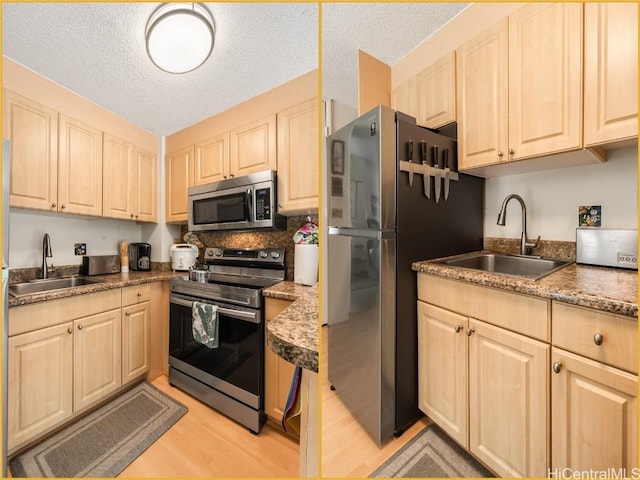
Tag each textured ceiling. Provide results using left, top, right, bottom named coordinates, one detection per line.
left=2, top=2, right=467, bottom=137
left=2, top=2, right=318, bottom=137
left=322, top=2, right=469, bottom=109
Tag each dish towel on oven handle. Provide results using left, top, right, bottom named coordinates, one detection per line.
left=282, top=365, right=302, bottom=436
left=192, top=301, right=219, bottom=348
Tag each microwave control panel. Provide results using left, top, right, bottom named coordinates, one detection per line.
left=255, top=187, right=271, bottom=220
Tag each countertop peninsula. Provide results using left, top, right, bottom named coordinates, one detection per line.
left=264, top=281, right=319, bottom=372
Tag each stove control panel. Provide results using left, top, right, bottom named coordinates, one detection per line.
left=204, top=247, right=285, bottom=265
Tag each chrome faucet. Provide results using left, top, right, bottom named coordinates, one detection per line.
left=41, top=233, right=53, bottom=279
left=496, top=194, right=540, bottom=256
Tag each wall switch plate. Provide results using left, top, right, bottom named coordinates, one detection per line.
left=578, top=205, right=601, bottom=227
left=75, top=243, right=86, bottom=255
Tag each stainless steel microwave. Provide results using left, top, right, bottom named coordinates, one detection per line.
left=188, top=170, right=287, bottom=232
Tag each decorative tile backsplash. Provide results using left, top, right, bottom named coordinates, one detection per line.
left=180, top=215, right=315, bottom=281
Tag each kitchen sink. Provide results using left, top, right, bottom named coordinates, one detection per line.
left=436, top=252, right=573, bottom=280
left=9, top=276, right=106, bottom=297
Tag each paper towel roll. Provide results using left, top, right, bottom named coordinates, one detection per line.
left=294, top=244, right=318, bottom=286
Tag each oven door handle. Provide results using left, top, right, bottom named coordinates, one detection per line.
left=170, top=295, right=260, bottom=324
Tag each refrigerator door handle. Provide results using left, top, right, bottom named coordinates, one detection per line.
left=328, top=227, right=394, bottom=239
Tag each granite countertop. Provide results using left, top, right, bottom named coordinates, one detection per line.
left=8, top=271, right=183, bottom=307
left=264, top=281, right=318, bottom=372
left=412, top=251, right=638, bottom=318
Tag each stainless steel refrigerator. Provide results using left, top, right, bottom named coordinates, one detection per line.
left=2, top=139, right=10, bottom=475
left=326, top=106, right=484, bottom=444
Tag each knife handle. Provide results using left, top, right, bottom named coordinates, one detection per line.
left=432, top=145, right=439, bottom=168
left=443, top=148, right=449, bottom=169
left=420, top=141, right=428, bottom=163
left=407, top=140, right=414, bottom=162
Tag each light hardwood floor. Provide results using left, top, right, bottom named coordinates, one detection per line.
left=321, top=326, right=430, bottom=477
left=119, top=375, right=299, bottom=478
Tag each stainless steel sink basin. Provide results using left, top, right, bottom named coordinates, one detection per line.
left=436, top=252, right=573, bottom=280
left=9, top=276, right=105, bottom=297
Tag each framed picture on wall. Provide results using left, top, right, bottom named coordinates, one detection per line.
left=331, top=140, right=345, bottom=175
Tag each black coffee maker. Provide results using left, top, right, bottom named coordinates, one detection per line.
left=129, top=243, right=151, bottom=271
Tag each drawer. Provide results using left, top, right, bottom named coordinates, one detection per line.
left=552, top=302, right=637, bottom=373
left=9, top=289, right=121, bottom=337
left=122, top=284, right=151, bottom=306
left=418, top=274, right=550, bottom=341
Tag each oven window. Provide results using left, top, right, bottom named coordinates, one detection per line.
left=192, top=193, right=248, bottom=226
left=169, top=301, right=262, bottom=397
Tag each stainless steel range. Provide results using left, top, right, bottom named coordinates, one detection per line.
left=169, top=246, right=285, bottom=434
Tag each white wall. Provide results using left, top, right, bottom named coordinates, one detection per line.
left=9, top=209, right=142, bottom=268
left=484, top=146, right=638, bottom=242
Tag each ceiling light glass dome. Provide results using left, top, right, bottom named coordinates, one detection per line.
left=146, top=3, right=215, bottom=74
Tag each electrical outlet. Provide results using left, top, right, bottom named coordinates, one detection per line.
left=75, top=243, right=86, bottom=255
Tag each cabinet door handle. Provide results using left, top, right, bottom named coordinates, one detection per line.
left=466, top=327, right=475, bottom=336
left=61, top=204, right=66, bottom=210
left=230, top=173, right=235, bottom=178
left=454, top=325, right=463, bottom=333
left=593, top=333, right=604, bottom=346
left=51, top=202, right=57, bottom=208
left=552, top=361, right=563, bottom=374
left=67, top=327, right=73, bottom=334
left=125, top=311, right=131, bottom=316
left=137, top=292, right=142, bottom=297
left=497, top=151, right=504, bottom=158
left=77, top=324, right=83, bottom=330
left=508, top=148, right=515, bottom=155
left=130, top=214, right=135, bottom=219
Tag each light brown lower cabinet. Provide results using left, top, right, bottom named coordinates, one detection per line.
left=417, top=300, right=549, bottom=477
left=7, top=285, right=156, bottom=454
left=468, top=319, right=548, bottom=477
left=73, top=309, right=122, bottom=412
left=551, top=348, right=638, bottom=472
left=418, top=273, right=639, bottom=478
left=264, top=297, right=297, bottom=435
left=8, top=322, right=74, bottom=450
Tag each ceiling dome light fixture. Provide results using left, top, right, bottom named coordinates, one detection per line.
left=146, top=3, right=215, bottom=74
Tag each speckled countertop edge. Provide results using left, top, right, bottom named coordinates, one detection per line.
left=264, top=282, right=318, bottom=372
left=8, top=271, right=184, bottom=307
left=412, top=251, right=638, bottom=319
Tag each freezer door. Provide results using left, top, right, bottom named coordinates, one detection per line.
left=327, top=228, right=396, bottom=444
left=326, top=106, right=396, bottom=231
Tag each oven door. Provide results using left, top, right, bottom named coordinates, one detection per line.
left=169, top=293, right=263, bottom=409
left=188, top=184, right=254, bottom=232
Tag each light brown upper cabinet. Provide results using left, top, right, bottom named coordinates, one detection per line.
left=194, top=131, right=230, bottom=185
left=276, top=98, right=319, bottom=214
left=456, top=20, right=509, bottom=169
left=584, top=3, right=638, bottom=147
left=457, top=3, right=583, bottom=170
left=56, top=114, right=103, bottom=216
left=165, top=145, right=194, bottom=224
left=103, top=134, right=157, bottom=223
left=392, top=52, right=456, bottom=129
left=416, top=52, right=456, bottom=128
left=391, top=76, right=419, bottom=121
left=229, top=114, right=277, bottom=177
left=3, top=90, right=59, bottom=211
left=134, top=148, right=158, bottom=223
